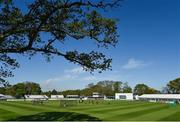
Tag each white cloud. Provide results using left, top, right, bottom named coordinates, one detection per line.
left=41, top=66, right=127, bottom=91
left=41, top=74, right=79, bottom=90
left=41, top=67, right=84, bottom=90
left=81, top=76, right=96, bottom=81
left=64, top=67, right=85, bottom=74
left=122, top=58, right=148, bottom=69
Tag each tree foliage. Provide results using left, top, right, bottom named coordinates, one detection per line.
left=166, top=78, right=180, bottom=94
left=122, top=82, right=132, bottom=93
left=51, top=89, right=58, bottom=95
left=0, top=78, right=9, bottom=87
left=0, top=0, right=120, bottom=81
left=59, top=80, right=131, bottom=96
left=134, top=84, right=159, bottom=96
left=1, top=81, right=42, bottom=98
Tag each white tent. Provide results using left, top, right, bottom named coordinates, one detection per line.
left=138, top=94, right=180, bottom=103
left=24, top=95, right=48, bottom=101
left=0, top=94, right=14, bottom=100
left=50, top=95, right=64, bottom=100
left=0, top=94, right=6, bottom=100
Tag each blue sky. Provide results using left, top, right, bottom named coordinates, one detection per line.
left=7, top=0, right=180, bottom=91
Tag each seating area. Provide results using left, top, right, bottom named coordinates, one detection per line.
left=138, top=94, right=180, bottom=104
left=0, top=94, right=14, bottom=100
left=24, top=95, right=48, bottom=101
left=50, top=95, right=64, bottom=100
left=1, top=93, right=180, bottom=104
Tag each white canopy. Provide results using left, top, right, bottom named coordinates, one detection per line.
left=51, top=95, right=64, bottom=99
left=24, top=95, right=48, bottom=99
left=138, top=94, right=180, bottom=99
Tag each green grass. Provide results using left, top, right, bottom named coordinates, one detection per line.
left=0, top=100, right=180, bottom=121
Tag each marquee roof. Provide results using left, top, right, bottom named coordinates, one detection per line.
left=138, top=94, right=180, bottom=99
left=24, top=95, right=48, bottom=99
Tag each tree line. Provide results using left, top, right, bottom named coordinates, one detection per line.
left=0, top=82, right=41, bottom=98
left=45, top=81, right=132, bottom=97
left=0, top=78, right=180, bottom=98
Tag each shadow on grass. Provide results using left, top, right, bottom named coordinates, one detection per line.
left=9, top=112, right=101, bottom=121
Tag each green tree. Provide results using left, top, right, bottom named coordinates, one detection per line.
left=122, top=82, right=132, bottom=93
left=24, top=82, right=42, bottom=95
left=87, top=83, right=94, bottom=88
left=51, top=89, right=58, bottom=95
left=166, top=78, right=180, bottom=94
left=134, top=84, right=149, bottom=95
left=61, top=89, right=81, bottom=96
left=146, top=88, right=159, bottom=94
left=85, top=80, right=123, bottom=96
left=13, top=83, right=26, bottom=98
left=113, top=81, right=123, bottom=93
left=43, top=91, right=51, bottom=97
left=0, top=78, right=9, bottom=87
left=0, top=0, right=120, bottom=82
left=0, top=87, right=5, bottom=94
left=4, top=81, right=41, bottom=98
left=42, top=81, right=133, bottom=97
left=5, top=86, right=15, bottom=95
left=43, top=91, right=52, bottom=97
left=134, top=83, right=158, bottom=95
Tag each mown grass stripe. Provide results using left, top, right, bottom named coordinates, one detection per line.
left=0, top=101, right=180, bottom=121
left=69, top=101, right=150, bottom=111
left=106, top=104, right=167, bottom=120
left=102, top=103, right=165, bottom=120
left=130, top=105, right=180, bottom=121
left=8, top=100, right=149, bottom=111
left=0, top=108, right=20, bottom=120
left=1, top=101, right=74, bottom=113
left=0, top=103, right=29, bottom=115
left=0, top=102, right=46, bottom=112
left=68, top=102, right=160, bottom=120
left=84, top=102, right=157, bottom=114
left=159, top=109, right=180, bottom=121
left=125, top=105, right=169, bottom=120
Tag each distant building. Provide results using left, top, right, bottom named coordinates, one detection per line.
left=4, top=95, right=14, bottom=99
left=82, top=97, right=88, bottom=100
left=0, top=94, right=14, bottom=100
left=66, top=95, right=79, bottom=99
left=24, top=95, right=48, bottom=101
left=0, top=94, right=6, bottom=100
left=92, top=92, right=101, bottom=98
left=50, top=95, right=64, bottom=100
left=115, top=93, right=133, bottom=100
left=134, top=95, right=139, bottom=100
left=138, top=94, right=180, bottom=104
left=105, top=96, right=115, bottom=100
left=87, top=92, right=104, bottom=100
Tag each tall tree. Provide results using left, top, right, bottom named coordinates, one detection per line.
left=24, top=82, right=42, bottom=95
left=161, top=87, right=169, bottom=94
left=0, top=78, right=9, bottom=87
left=12, top=83, right=26, bottom=98
left=3, top=81, right=41, bottom=98
left=85, top=80, right=123, bottom=96
left=51, top=89, right=58, bottom=95
left=0, top=87, right=5, bottom=94
left=0, top=0, right=120, bottom=82
left=113, top=81, right=123, bottom=93
left=166, top=78, right=180, bottom=94
left=134, top=84, right=158, bottom=96
left=122, top=82, right=132, bottom=93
